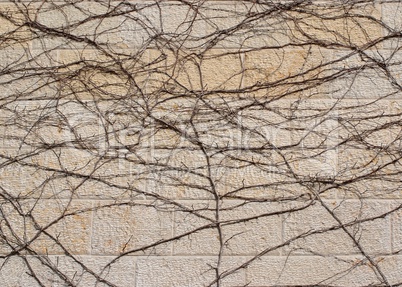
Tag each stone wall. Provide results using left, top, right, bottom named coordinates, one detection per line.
left=1, top=1, right=402, bottom=286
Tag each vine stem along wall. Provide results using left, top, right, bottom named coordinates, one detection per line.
left=1, top=0, right=402, bottom=286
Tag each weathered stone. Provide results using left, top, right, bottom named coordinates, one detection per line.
left=136, top=256, right=246, bottom=287
left=0, top=200, right=92, bottom=255
left=283, top=200, right=392, bottom=256
left=91, top=200, right=174, bottom=255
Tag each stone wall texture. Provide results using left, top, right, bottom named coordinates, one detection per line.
left=1, top=0, right=402, bottom=286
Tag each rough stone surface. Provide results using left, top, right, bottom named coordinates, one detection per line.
left=1, top=1, right=401, bottom=286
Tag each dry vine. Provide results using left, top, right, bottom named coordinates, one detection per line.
left=0, top=0, right=402, bottom=286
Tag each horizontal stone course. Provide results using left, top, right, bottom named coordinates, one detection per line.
left=1, top=0, right=402, bottom=286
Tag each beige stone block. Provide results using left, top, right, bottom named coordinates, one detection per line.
left=391, top=203, right=402, bottom=253
left=138, top=1, right=210, bottom=45
left=377, top=256, right=402, bottom=285
left=49, top=255, right=136, bottom=287
left=0, top=255, right=136, bottom=287
left=88, top=156, right=162, bottom=198
left=0, top=5, right=18, bottom=34
left=129, top=49, right=173, bottom=93
left=0, top=47, right=45, bottom=88
left=0, top=149, right=152, bottom=201
left=333, top=256, right=394, bottom=286
left=173, top=200, right=282, bottom=256
left=289, top=148, right=338, bottom=179
left=153, top=1, right=285, bottom=49
left=245, top=255, right=381, bottom=286
left=192, top=2, right=295, bottom=49
left=333, top=98, right=401, bottom=188
left=0, top=72, right=59, bottom=105
left=0, top=3, right=33, bottom=43
left=337, top=147, right=397, bottom=182
left=328, top=49, right=402, bottom=100
left=330, top=47, right=402, bottom=82
left=382, top=2, right=402, bottom=30
left=362, top=125, right=401, bottom=148
left=384, top=50, right=402, bottom=90
left=150, top=127, right=187, bottom=149
left=382, top=2, right=402, bottom=49
left=0, top=2, right=68, bottom=50
left=0, top=99, right=149, bottom=153
left=283, top=201, right=343, bottom=255
left=27, top=0, right=210, bottom=50
left=200, top=51, right=244, bottom=90
left=0, top=120, right=30, bottom=153
left=190, top=2, right=382, bottom=50
left=331, top=99, right=402, bottom=159
left=154, top=1, right=308, bottom=51
left=25, top=1, right=154, bottom=50
left=285, top=100, right=340, bottom=179
left=0, top=200, right=92, bottom=255
left=0, top=161, right=108, bottom=199
left=136, top=256, right=246, bottom=287
left=91, top=201, right=174, bottom=255
left=58, top=68, right=130, bottom=102
left=219, top=20, right=294, bottom=50
left=28, top=147, right=97, bottom=175
left=324, top=67, right=396, bottom=99
left=33, top=2, right=106, bottom=29
left=336, top=98, right=402, bottom=116
left=243, top=47, right=327, bottom=87
left=333, top=200, right=392, bottom=254
left=290, top=99, right=339, bottom=146
left=145, top=97, right=297, bottom=177
left=0, top=256, right=55, bottom=287
left=283, top=200, right=391, bottom=256
left=0, top=161, right=53, bottom=198
left=290, top=3, right=382, bottom=47
left=0, top=99, right=107, bottom=156
left=220, top=201, right=283, bottom=256
left=144, top=48, right=244, bottom=92
left=215, top=153, right=302, bottom=199
left=32, top=201, right=92, bottom=255
left=172, top=201, right=219, bottom=256
left=60, top=176, right=148, bottom=200
left=338, top=161, right=401, bottom=199
left=57, top=49, right=133, bottom=100
left=138, top=150, right=213, bottom=200
left=336, top=177, right=402, bottom=200
left=232, top=100, right=294, bottom=148
left=4, top=145, right=118, bottom=190
left=31, top=1, right=121, bottom=50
